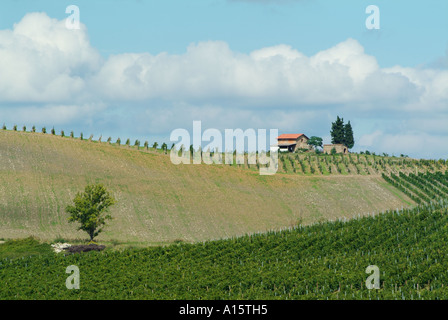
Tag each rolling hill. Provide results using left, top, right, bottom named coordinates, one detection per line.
left=0, top=129, right=433, bottom=245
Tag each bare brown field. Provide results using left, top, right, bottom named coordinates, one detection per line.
left=0, top=130, right=414, bottom=244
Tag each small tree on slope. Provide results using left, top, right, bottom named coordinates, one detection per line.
left=66, top=184, right=116, bottom=242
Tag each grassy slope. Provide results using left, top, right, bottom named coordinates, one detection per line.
left=0, top=130, right=413, bottom=244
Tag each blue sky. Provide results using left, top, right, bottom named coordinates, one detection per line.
left=0, top=0, right=447, bottom=158
left=2, top=0, right=446, bottom=66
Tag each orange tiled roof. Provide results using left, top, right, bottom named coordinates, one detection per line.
left=277, top=134, right=305, bottom=140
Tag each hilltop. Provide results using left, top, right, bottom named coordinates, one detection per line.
left=1, top=129, right=441, bottom=245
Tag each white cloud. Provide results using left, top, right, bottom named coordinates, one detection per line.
left=310, top=38, right=379, bottom=83
left=89, top=38, right=425, bottom=109
left=0, top=12, right=447, bottom=159
left=383, top=66, right=448, bottom=112
left=2, top=12, right=445, bottom=110
left=0, top=12, right=102, bottom=102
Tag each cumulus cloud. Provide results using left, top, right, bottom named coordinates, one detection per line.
left=0, top=12, right=447, bottom=159
left=0, top=12, right=102, bottom=102
left=89, top=38, right=424, bottom=110
left=382, top=66, right=448, bottom=112
left=1, top=11, right=444, bottom=109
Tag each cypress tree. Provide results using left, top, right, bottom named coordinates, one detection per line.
left=344, top=121, right=354, bottom=149
left=330, top=116, right=345, bottom=144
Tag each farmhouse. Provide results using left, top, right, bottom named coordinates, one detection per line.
left=323, top=144, right=349, bottom=155
left=274, top=134, right=311, bottom=152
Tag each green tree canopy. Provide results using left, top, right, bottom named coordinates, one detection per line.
left=307, top=136, right=323, bottom=150
left=330, top=116, right=345, bottom=144
left=66, top=184, right=116, bottom=241
left=331, top=116, right=355, bottom=149
left=344, top=121, right=355, bottom=149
